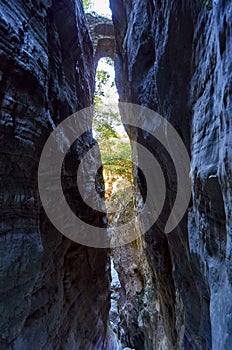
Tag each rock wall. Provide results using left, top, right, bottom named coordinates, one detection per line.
left=110, top=0, right=232, bottom=349
left=1, top=0, right=231, bottom=348
left=0, top=0, right=111, bottom=349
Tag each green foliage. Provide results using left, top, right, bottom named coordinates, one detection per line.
left=93, top=95, right=103, bottom=107
left=93, top=61, right=132, bottom=183
left=95, top=70, right=110, bottom=97
left=93, top=103, right=132, bottom=182
left=96, top=122, right=133, bottom=182
left=96, top=121, right=119, bottom=140
left=82, top=0, right=92, bottom=11
left=93, top=107, right=120, bottom=140
left=105, top=57, right=114, bottom=67
left=205, top=0, right=212, bottom=10
left=102, top=155, right=133, bottom=182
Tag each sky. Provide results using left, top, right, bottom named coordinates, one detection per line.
left=89, top=0, right=112, bottom=17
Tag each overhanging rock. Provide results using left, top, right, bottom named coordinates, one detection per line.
left=86, top=12, right=115, bottom=67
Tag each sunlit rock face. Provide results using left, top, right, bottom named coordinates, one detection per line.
left=86, top=12, right=115, bottom=67
left=0, top=0, right=111, bottom=349
left=110, top=0, right=232, bottom=349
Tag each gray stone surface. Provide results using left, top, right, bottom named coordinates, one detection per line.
left=110, top=0, right=232, bottom=349
left=0, top=0, right=111, bottom=349
left=86, top=12, right=115, bottom=68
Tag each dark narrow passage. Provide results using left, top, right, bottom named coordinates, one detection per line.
left=1, top=0, right=231, bottom=348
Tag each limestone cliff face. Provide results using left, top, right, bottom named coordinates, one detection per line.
left=110, top=0, right=232, bottom=349
left=0, top=1, right=110, bottom=349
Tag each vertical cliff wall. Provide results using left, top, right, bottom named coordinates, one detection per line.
left=0, top=1, right=111, bottom=349
left=110, top=0, right=232, bottom=349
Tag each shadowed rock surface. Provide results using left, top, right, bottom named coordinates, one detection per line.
left=0, top=1, right=111, bottom=349
left=110, top=0, right=232, bottom=349
left=86, top=12, right=115, bottom=68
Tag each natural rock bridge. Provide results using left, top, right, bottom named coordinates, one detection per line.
left=86, top=12, right=115, bottom=68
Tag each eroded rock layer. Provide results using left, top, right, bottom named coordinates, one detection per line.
left=0, top=1, right=110, bottom=349
left=110, top=0, right=232, bottom=349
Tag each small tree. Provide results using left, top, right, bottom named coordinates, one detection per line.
left=93, top=104, right=133, bottom=183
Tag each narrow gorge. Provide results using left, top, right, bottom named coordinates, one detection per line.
left=0, top=1, right=231, bottom=350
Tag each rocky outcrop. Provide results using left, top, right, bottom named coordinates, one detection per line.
left=0, top=0, right=111, bottom=349
left=86, top=12, right=115, bottom=67
left=110, top=0, right=232, bottom=349
left=113, top=237, right=163, bottom=350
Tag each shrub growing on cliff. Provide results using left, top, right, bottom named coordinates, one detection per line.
left=83, top=0, right=92, bottom=11
left=93, top=102, right=132, bottom=182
